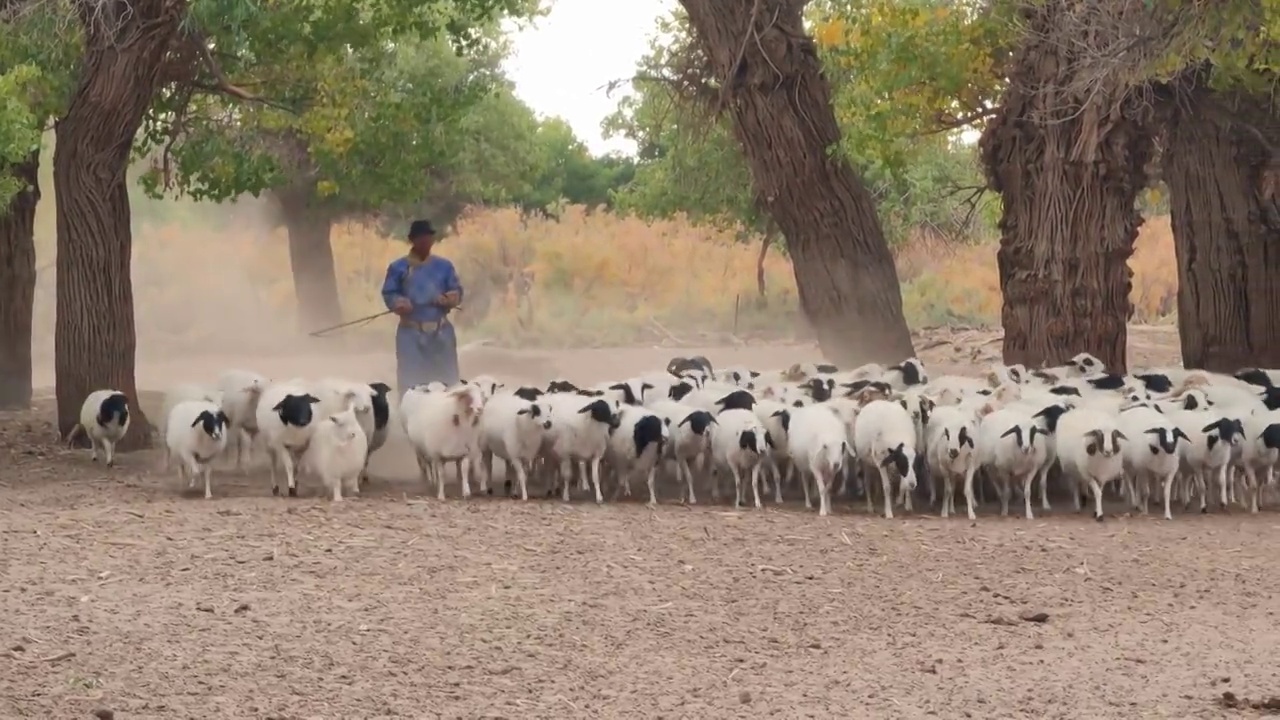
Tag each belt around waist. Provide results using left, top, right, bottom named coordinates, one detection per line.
left=400, top=318, right=449, bottom=332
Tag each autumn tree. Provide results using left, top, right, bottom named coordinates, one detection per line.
left=663, top=0, right=914, bottom=366
left=1152, top=4, right=1280, bottom=370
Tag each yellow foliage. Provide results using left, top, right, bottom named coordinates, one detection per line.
left=27, top=206, right=1182, bottom=354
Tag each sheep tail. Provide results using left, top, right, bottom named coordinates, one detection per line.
left=65, top=423, right=85, bottom=447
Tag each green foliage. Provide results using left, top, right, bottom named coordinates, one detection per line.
left=0, top=65, right=41, bottom=205
left=136, top=0, right=544, bottom=216
left=515, top=118, right=637, bottom=212
left=606, top=10, right=998, bottom=246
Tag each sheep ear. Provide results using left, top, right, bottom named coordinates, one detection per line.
left=771, top=409, right=786, bottom=417
left=879, top=454, right=896, bottom=468
left=1200, top=422, right=1217, bottom=433
left=1112, top=430, right=1127, bottom=441
left=190, top=415, right=204, bottom=428
left=272, top=399, right=287, bottom=412
left=1174, top=428, right=1190, bottom=442
left=999, top=427, right=1018, bottom=439
left=516, top=408, right=529, bottom=415
left=577, top=403, right=594, bottom=414
left=305, top=394, right=320, bottom=404
left=1143, top=427, right=1161, bottom=435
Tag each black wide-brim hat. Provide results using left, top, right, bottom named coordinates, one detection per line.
left=407, top=219, right=436, bottom=240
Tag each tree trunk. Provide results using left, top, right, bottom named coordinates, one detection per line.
left=0, top=150, right=39, bottom=409
left=53, top=1, right=182, bottom=449
left=1160, top=78, right=1280, bottom=371
left=276, top=186, right=343, bottom=333
left=678, top=0, right=914, bottom=366
left=978, top=4, right=1152, bottom=374
left=755, top=231, right=770, bottom=302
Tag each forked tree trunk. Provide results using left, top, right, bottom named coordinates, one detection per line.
left=54, top=1, right=183, bottom=448
left=678, top=0, right=914, bottom=366
left=276, top=186, right=343, bottom=333
left=979, top=5, right=1152, bottom=373
left=1161, top=78, right=1280, bottom=371
left=0, top=150, right=40, bottom=409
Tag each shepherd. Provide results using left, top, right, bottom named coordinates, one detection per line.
left=381, top=219, right=464, bottom=394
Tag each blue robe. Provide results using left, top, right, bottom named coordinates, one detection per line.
left=381, top=254, right=464, bottom=393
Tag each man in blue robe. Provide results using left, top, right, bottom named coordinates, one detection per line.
left=381, top=219, right=464, bottom=394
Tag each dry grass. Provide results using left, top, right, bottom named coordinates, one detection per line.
left=28, top=203, right=1180, bottom=353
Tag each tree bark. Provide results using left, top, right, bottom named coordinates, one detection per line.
left=755, top=231, right=770, bottom=302
left=1160, top=78, right=1280, bottom=371
left=0, top=150, right=39, bottom=409
left=979, top=4, right=1152, bottom=374
left=276, top=186, right=343, bottom=333
left=678, top=0, right=914, bottom=366
left=53, top=0, right=183, bottom=449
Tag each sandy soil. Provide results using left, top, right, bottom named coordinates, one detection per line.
left=5, top=326, right=1280, bottom=719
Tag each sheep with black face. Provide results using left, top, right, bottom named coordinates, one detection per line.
left=69, top=389, right=131, bottom=467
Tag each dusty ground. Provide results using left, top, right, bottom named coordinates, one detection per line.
left=5, top=325, right=1280, bottom=719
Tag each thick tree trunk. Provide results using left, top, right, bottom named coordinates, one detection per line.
left=678, top=0, right=914, bottom=366
left=1161, top=80, right=1280, bottom=371
left=276, top=187, right=343, bottom=333
left=53, top=1, right=182, bottom=449
left=0, top=151, right=39, bottom=409
left=979, top=5, right=1152, bottom=373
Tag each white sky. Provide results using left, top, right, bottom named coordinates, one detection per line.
left=504, top=0, right=677, bottom=157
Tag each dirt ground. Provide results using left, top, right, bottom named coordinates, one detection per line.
left=4, top=325, right=1280, bottom=719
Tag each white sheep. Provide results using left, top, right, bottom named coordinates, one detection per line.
left=543, top=395, right=620, bottom=504
left=779, top=404, right=848, bottom=516
left=163, top=399, right=230, bottom=499
left=1118, top=404, right=1188, bottom=519
left=647, top=400, right=716, bottom=504
left=404, top=384, right=485, bottom=500
left=977, top=405, right=1050, bottom=519
left=605, top=404, right=669, bottom=506
left=925, top=404, right=980, bottom=520
left=709, top=408, right=772, bottom=509
left=68, top=389, right=131, bottom=467
left=300, top=407, right=368, bottom=501
left=217, top=369, right=268, bottom=471
left=254, top=382, right=322, bottom=497
left=1167, top=408, right=1246, bottom=513
left=851, top=399, right=918, bottom=519
left=1239, top=410, right=1280, bottom=513
left=1054, top=407, right=1129, bottom=520
left=479, top=393, right=553, bottom=501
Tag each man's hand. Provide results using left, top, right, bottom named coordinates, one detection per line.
left=434, top=290, right=461, bottom=309
left=392, top=297, right=413, bottom=316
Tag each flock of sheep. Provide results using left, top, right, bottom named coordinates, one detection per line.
left=64, top=351, right=1280, bottom=520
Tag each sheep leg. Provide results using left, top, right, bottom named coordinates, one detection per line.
left=1021, top=470, right=1036, bottom=520
left=926, top=467, right=937, bottom=508
left=776, top=462, right=791, bottom=505
left=878, top=466, right=894, bottom=519
left=940, top=473, right=952, bottom=519
left=1244, top=466, right=1260, bottom=514
left=997, top=476, right=1011, bottom=517
left=578, top=461, right=590, bottom=492
left=1218, top=465, right=1230, bottom=510
left=800, top=465, right=813, bottom=510
left=432, top=462, right=446, bottom=500
left=836, top=463, right=850, bottom=498
left=677, top=459, right=697, bottom=505
left=746, top=464, right=761, bottom=509
left=1196, top=471, right=1208, bottom=513
left=1159, top=470, right=1178, bottom=520
left=236, top=428, right=253, bottom=471
left=1088, top=478, right=1104, bottom=521
left=282, top=451, right=298, bottom=497
left=457, top=458, right=471, bottom=499
left=728, top=466, right=744, bottom=510
left=559, top=460, right=573, bottom=502
left=1227, top=467, right=1237, bottom=506
left=331, top=474, right=344, bottom=501
left=588, top=457, right=604, bottom=504
left=864, top=462, right=877, bottom=515
left=202, top=465, right=214, bottom=500
left=816, top=469, right=832, bottom=517
left=645, top=466, right=659, bottom=508
left=1036, top=464, right=1052, bottom=511
left=1070, top=476, right=1083, bottom=512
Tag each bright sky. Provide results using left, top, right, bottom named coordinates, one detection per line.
left=504, top=0, right=677, bottom=157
